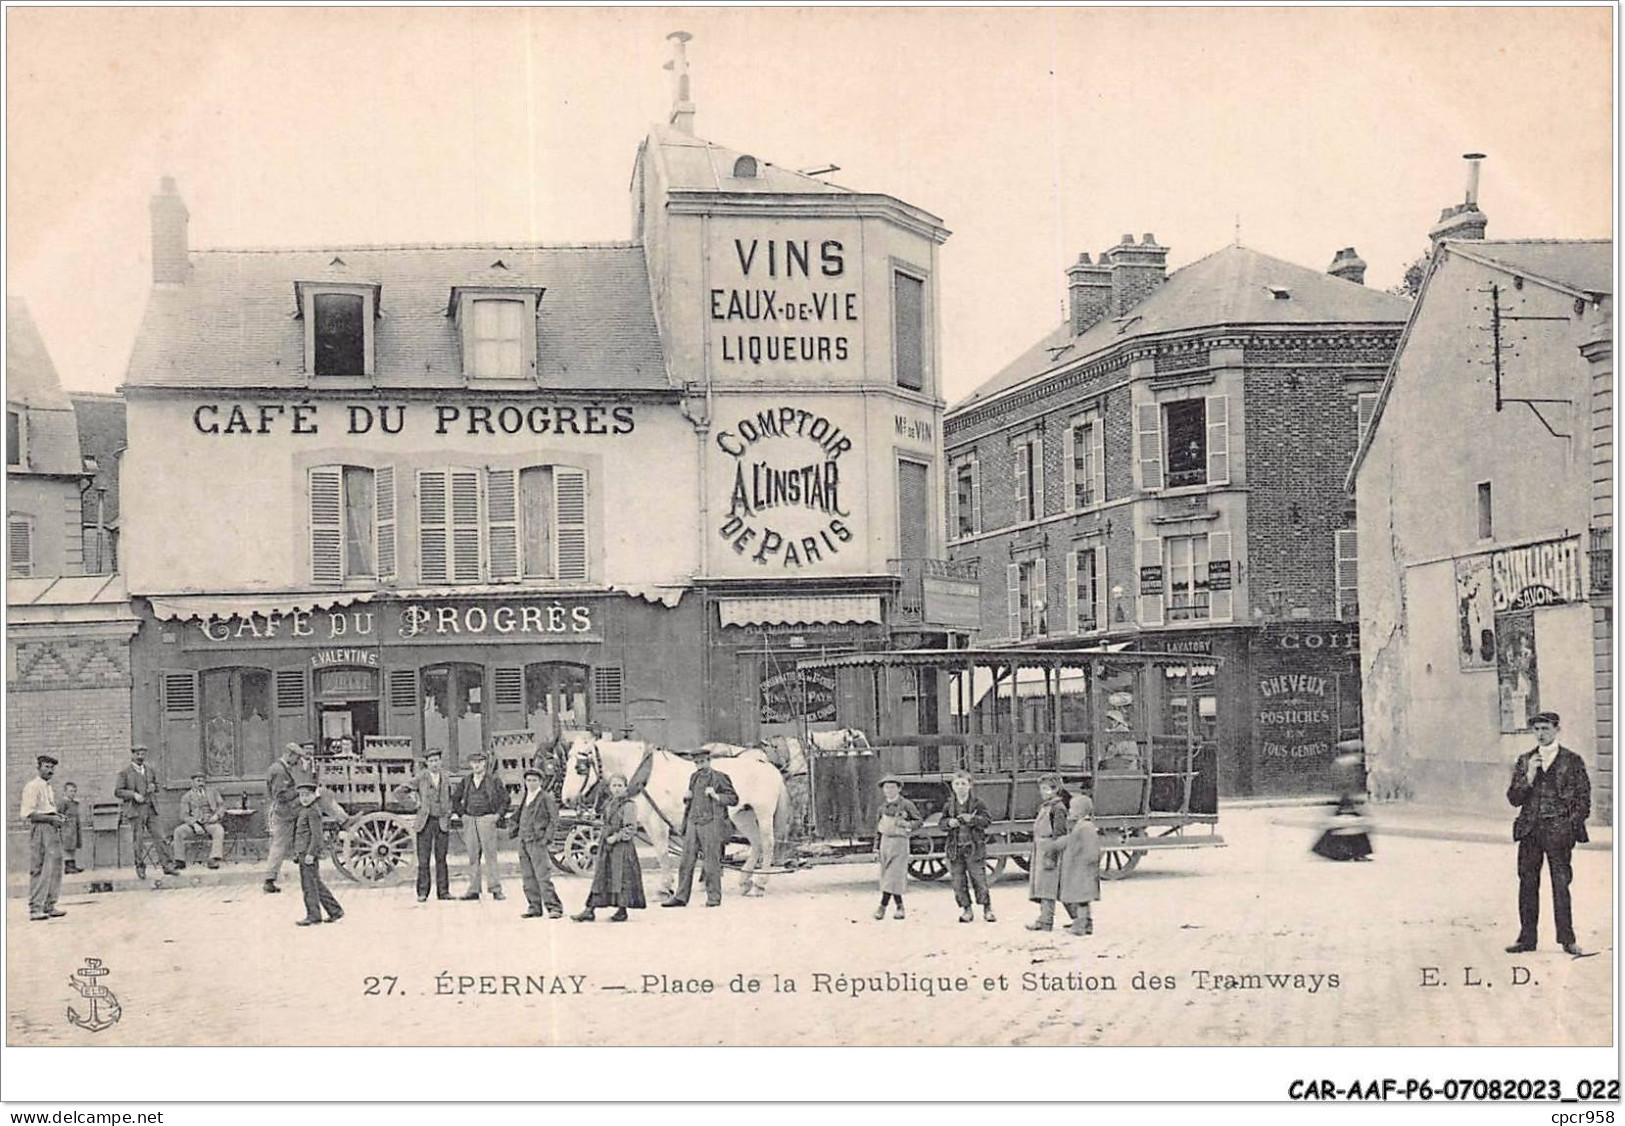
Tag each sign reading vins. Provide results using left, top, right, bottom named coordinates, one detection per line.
left=709, top=225, right=862, bottom=378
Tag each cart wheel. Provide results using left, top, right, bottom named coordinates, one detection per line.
left=554, top=823, right=600, bottom=876
left=340, top=812, right=413, bottom=883
left=983, top=856, right=1009, bottom=884
left=1099, top=829, right=1148, bottom=881
left=907, top=857, right=948, bottom=881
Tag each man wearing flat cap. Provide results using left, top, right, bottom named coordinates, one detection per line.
left=262, top=742, right=304, bottom=893
left=662, top=746, right=739, bottom=908
left=455, top=750, right=509, bottom=900
left=511, top=766, right=564, bottom=918
left=20, top=754, right=66, bottom=920
left=292, top=780, right=343, bottom=926
left=1506, top=711, right=1592, bottom=956
left=114, top=745, right=180, bottom=879
left=172, top=770, right=226, bottom=870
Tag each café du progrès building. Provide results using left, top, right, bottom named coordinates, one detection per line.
left=120, top=58, right=965, bottom=802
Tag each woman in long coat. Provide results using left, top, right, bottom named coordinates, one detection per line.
left=573, top=774, right=646, bottom=922
left=1056, top=794, right=1102, bottom=936
left=1026, top=774, right=1070, bottom=931
left=874, top=775, right=921, bottom=920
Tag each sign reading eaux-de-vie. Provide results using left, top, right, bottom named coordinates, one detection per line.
left=191, top=401, right=636, bottom=437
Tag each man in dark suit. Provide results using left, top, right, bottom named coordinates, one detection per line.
left=455, top=750, right=509, bottom=901
left=511, top=767, right=564, bottom=918
left=411, top=749, right=455, bottom=902
left=113, top=746, right=180, bottom=879
left=662, top=748, right=739, bottom=908
left=292, top=780, right=343, bottom=926
left=1506, top=711, right=1591, bottom=956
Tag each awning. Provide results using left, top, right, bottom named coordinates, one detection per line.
left=145, top=590, right=381, bottom=623
left=6, top=573, right=137, bottom=627
left=718, top=594, right=883, bottom=628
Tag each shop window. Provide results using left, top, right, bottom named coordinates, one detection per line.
left=1006, top=557, right=1047, bottom=639
left=6, top=408, right=21, bottom=468
left=310, top=465, right=395, bottom=585
left=200, top=667, right=274, bottom=780
left=952, top=456, right=979, bottom=538
left=1013, top=435, right=1043, bottom=523
left=8, top=514, right=32, bottom=577
left=1164, top=666, right=1218, bottom=743
left=1066, top=415, right=1105, bottom=510
left=893, top=270, right=926, bottom=391
left=421, top=663, right=485, bottom=771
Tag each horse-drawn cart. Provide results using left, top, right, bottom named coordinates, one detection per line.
left=791, top=648, right=1224, bottom=881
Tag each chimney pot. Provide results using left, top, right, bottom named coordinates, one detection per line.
left=1119, top=233, right=1135, bottom=246
left=1066, top=250, right=1113, bottom=336
left=1141, top=233, right=1158, bottom=246
left=1328, top=247, right=1367, bottom=286
left=149, top=175, right=190, bottom=285
left=1429, top=154, right=1488, bottom=250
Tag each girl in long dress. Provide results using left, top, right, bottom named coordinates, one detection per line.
left=572, top=773, right=647, bottom=922
left=873, top=775, right=921, bottom=920
left=1025, top=774, right=1070, bottom=931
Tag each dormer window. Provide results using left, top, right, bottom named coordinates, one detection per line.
left=450, top=287, right=542, bottom=381
left=296, top=282, right=378, bottom=377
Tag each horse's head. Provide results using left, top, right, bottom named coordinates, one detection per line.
left=558, top=732, right=600, bottom=807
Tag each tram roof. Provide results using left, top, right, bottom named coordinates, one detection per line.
left=794, top=647, right=1222, bottom=671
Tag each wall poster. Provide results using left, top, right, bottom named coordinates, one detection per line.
left=1455, top=554, right=1497, bottom=670
left=1495, top=609, right=1539, bottom=733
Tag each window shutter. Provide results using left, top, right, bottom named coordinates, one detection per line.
left=1065, top=551, right=1080, bottom=634
left=1033, top=557, right=1048, bottom=635
left=274, top=668, right=310, bottom=746
left=969, top=456, right=981, bottom=534
left=486, top=467, right=519, bottom=582
left=386, top=668, right=419, bottom=746
left=375, top=465, right=397, bottom=581
left=1032, top=436, right=1045, bottom=518
left=593, top=665, right=625, bottom=730
left=1013, top=442, right=1029, bottom=522
left=1206, top=394, right=1230, bottom=485
left=160, top=670, right=202, bottom=779
left=1138, top=536, right=1164, bottom=625
left=1063, top=426, right=1077, bottom=512
left=1092, top=418, right=1107, bottom=507
left=492, top=665, right=526, bottom=733
left=1336, top=529, right=1359, bottom=621
left=1137, top=403, right=1163, bottom=491
left=309, top=467, right=344, bottom=585
left=555, top=468, right=588, bottom=581
left=1006, top=563, right=1021, bottom=639
left=7, top=516, right=32, bottom=577
left=1208, top=530, right=1233, bottom=622
left=1357, top=393, right=1378, bottom=446
left=1095, top=547, right=1109, bottom=634
left=417, top=470, right=448, bottom=584
left=449, top=469, right=483, bottom=583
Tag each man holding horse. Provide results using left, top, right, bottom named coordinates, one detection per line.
left=662, top=747, right=739, bottom=908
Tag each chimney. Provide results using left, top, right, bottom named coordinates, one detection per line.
left=664, top=31, right=696, bottom=135
left=1102, top=232, right=1168, bottom=318
left=1066, top=252, right=1113, bottom=335
left=1328, top=247, right=1367, bottom=286
left=1428, top=152, right=1488, bottom=251
left=149, top=176, right=190, bottom=285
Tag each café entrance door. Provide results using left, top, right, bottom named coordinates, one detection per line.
left=314, top=666, right=381, bottom=757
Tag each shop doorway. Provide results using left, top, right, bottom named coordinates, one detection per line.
left=422, top=663, right=485, bottom=771
left=313, top=666, right=381, bottom=757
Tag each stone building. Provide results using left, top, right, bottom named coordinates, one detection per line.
left=944, top=235, right=1409, bottom=796
left=1351, top=191, right=1613, bottom=819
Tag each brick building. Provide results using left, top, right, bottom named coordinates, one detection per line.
left=944, top=235, right=1409, bottom=795
left=6, top=297, right=137, bottom=859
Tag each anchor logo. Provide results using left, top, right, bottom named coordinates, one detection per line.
left=66, top=958, right=122, bottom=1033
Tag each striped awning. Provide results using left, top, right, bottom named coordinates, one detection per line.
left=717, top=594, right=883, bottom=628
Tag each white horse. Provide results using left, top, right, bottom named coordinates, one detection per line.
left=559, top=733, right=791, bottom=896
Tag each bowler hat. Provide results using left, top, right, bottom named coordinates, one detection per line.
left=467, top=750, right=489, bottom=762
left=37, top=754, right=58, bottom=766
left=1531, top=711, right=1562, bottom=727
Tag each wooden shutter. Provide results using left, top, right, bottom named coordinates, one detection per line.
left=555, top=468, right=588, bottom=581
left=7, top=516, right=32, bottom=577
left=449, top=469, right=483, bottom=583
left=893, top=272, right=925, bottom=391
left=1032, top=436, right=1045, bottom=519
left=1095, top=546, right=1109, bottom=634
left=1357, top=393, right=1378, bottom=446
left=418, top=470, right=448, bottom=584
left=1138, top=536, right=1164, bottom=625
left=274, top=668, right=309, bottom=747
left=1206, top=394, right=1230, bottom=485
left=969, top=455, right=981, bottom=534
left=1033, top=556, right=1048, bottom=635
left=492, top=665, right=526, bottom=732
left=1006, top=563, right=1021, bottom=639
left=593, top=664, right=625, bottom=730
left=1013, top=442, right=1029, bottom=522
left=1063, top=425, right=1077, bottom=512
left=897, top=460, right=930, bottom=559
left=486, top=467, right=519, bottom=582
left=1065, top=551, right=1080, bottom=634
left=160, top=670, right=202, bottom=780
left=375, top=465, right=397, bottom=581
left=1336, top=529, right=1359, bottom=621
left=385, top=668, right=419, bottom=744
left=1137, top=402, right=1163, bottom=491
left=1092, top=417, right=1107, bottom=507
left=309, top=466, right=344, bottom=585
left=1208, top=530, right=1233, bottom=622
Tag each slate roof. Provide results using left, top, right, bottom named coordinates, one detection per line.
left=6, top=296, right=83, bottom=475
left=69, top=392, right=125, bottom=525
left=124, top=243, right=670, bottom=391
left=1449, top=239, right=1612, bottom=297
left=950, top=244, right=1413, bottom=414
left=645, top=122, right=854, bottom=195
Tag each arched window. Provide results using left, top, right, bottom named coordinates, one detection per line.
left=732, top=155, right=758, bottom=179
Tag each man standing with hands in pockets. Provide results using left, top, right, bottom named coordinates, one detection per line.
left=662, top=748, right=739, bottom=908
left=21, top=754, right=67, bottom=921
left=1506, top=712, right=1591, bottom=956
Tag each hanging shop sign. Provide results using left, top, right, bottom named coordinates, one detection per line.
left=760, top=667, right=839, bottom=725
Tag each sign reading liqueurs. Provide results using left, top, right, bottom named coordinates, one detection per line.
left=708, top=224, right=862, bottom=377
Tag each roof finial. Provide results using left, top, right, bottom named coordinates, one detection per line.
left=664, top=31, right=695, bottom=135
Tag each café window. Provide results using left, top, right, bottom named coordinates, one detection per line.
left=453, top=287, right=541, bottom=381
left=1006, top=556, right=1047, bottom=639
left=952, top=456, right=980, bottom=538
left=200, top=666, right=274, bottom=780
left=7, top=514, right=32, bottom=578
left=893, top=270, right=926, bottom=391
left=297, top=284, right=377, bottom=378
left=526, top=661, right=590, bottom=742
left=310, top=465, right=396, bottom=585
left=6, top=408, right=21, bottom=467
left=1137, top=393, right=1229, bottom=491
left=422, top=465, right=589, bottom=585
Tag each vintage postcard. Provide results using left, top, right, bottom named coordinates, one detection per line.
left=2, top=4, right=1616, bottom=1097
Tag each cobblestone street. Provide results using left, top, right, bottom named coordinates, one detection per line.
left=7, top=808, right=1612, bottom=1047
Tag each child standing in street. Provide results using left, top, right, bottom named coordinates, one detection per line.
left=59, top=782, right=83, bottom=875
left=1025, top=774, right=1071, bottom=931
left=942, top=770, right=996, bottom=923
left=874, top=775, right=921, bottom=920
left=1056, top=793, right=1102, bottom=936
left=292, top=780, right=343, bottom=927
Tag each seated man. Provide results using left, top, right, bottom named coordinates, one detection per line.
left=172, top=771, right=227, bottom=869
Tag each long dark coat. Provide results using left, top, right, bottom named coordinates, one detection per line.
left=1508, top=745, right=1591, bottom=845
left=586, top=795, right=646, bottom=909
left=1027, top=797, right=1068, bottom=903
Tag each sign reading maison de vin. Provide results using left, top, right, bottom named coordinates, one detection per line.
left=197, top=601, right=595, bottom=643
left=716, top=406, right=855, bottom=569
left=191, top=402, right=636, bottom=437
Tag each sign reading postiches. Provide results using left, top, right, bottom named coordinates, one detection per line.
left=1490, top=536, right=1584, bottom=612
left=715, top=405, right=856, bottom=569
left=708, top=223, right=863, bottom=380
